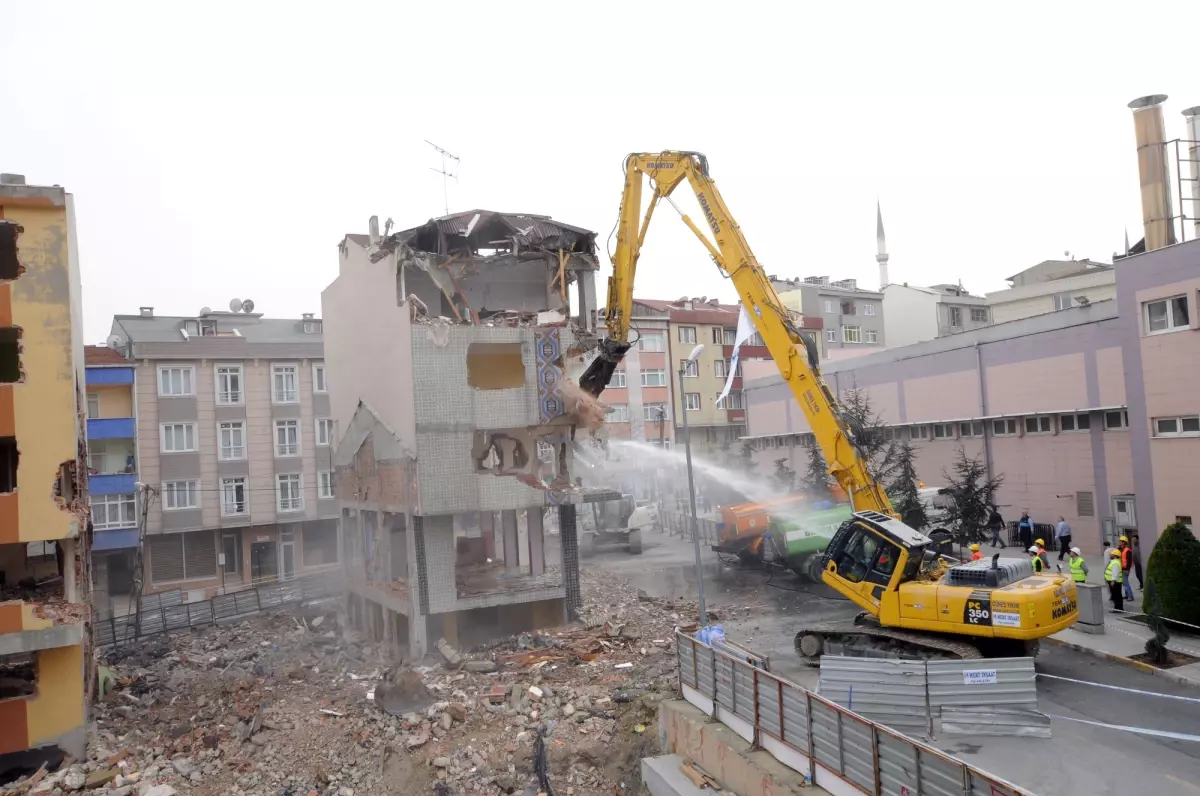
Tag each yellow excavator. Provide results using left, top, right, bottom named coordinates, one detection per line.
left=579, top=152, right=1079, bottom=662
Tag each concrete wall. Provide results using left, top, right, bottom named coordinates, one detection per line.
left=882, top=286, right=939, bottom=348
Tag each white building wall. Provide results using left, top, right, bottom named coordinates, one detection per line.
left=986, top=270, right=1116, bottom=325
left=881, top=285, right=940, bottom=348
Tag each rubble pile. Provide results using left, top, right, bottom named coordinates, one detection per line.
left=1, top=570, right=700, bottom=796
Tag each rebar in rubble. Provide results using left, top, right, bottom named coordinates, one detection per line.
left=533, top=721, right=556, bottom=796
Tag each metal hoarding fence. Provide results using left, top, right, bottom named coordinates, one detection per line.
left=674, top=630, right=1036, bottom=796
left=817, top=656, right=930, bottom=732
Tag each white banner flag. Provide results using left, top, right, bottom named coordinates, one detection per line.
left=716, top=306, right=755, bottom=407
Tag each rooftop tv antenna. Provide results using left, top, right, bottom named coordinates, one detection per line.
left=425, top=140, right=459, bottom=216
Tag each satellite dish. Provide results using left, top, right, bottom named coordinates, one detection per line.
left=241, top=299, right=255, bottom=313
left=105, top=334, right=123, bottom=349
left=229, top=298, right=243, bottom=313
left=200, top=306, right=212, bottom=316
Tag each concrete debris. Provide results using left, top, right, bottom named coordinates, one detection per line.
left=0, top=568, right=692, bottom=796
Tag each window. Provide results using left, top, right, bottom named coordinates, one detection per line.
left=911, top=425, right=930, bottom=440
left=683, top=393, right=701, bottom=411
left=313, top=363, right=327, bottom=393
left=643, top=403, right=668, bottom=422
left=87, top=393, right=100, bottom=419
left=843, top=326, right=862, bottom=343
left=1177, top=516, right=1194, bottom=529
left=608, top=369, right=627, bottom=388
left=216, top=365, right=243, bottom=404
left=161, top=423, right=196, bottom=453
left=1104, top=410, right=1129, bottom=430
left=825, top=329, right=837, bottom=342
left=149, top=531, right=217, bottom=584
left=714, top=359, right=727, bottom=378
left=681, top=359, right=699, bottom=378
left=316, top=418, right=335, bottom=447
left=863, top=303, right=876, bottom=316
left=823, top=299, right=835, bottom=314
left=163, top=480, right=199, bottom=511
left=746, top=332, right=764, bottom=347
left=272, top=364, right=299, bottom=403
left=841, top=301, right=856, bottom=315
left=970, top=307, right=988, bottom=323
left=275, top=420, right=301, bottom=457
left=91, top=493, right=136, bottom=530
left=1059, top=413, right=1091, bottom=433
left=637, top=333, right=665, bottom=352
left=220, top=477, right=247, bottom=516
left=882, top=427, right=907, bottom=442
left=1153, top=415, right=1200, bottom=437
left=318, top=471, right=334, bottom=499
left=958, top=421, right=985, bottom=438
left=214, top=422, right=243, bottom=461
left=1145, top=295, right=1189, bottom=334
left=222, top=532, right=241, bottom=574
left=865, top=329, right=878, bottom=344
left=723, top=392, right=745, bottom=410
left=948, top=307, right=963, bottom=328
left=711, top=327, right=723, bottom=344
left=1024, top=416, right=1052, bottom=435
left=641, top=369, right=667, bottom=387
left=992, top=418, right=1019, bottom=436
left=1053, top=292, right=1074, bottom=311
left=932, top=423, right=954, bottom=439
left=304, top=320, right=322, bottom=334
left=183, top=320, right=199, bottom=336
left=199, top=320, right=218, bottom=336
left=1077, top=491, right=1095, bottom=517
left=277, top=474, right=303, bottom=512
left=608, top=404, right=631, bottom=422
left=723, top=329, right=736, bottom=345
left=158, top=366, right=194, bottom=397
left=678, top=326, right=696, bottom=344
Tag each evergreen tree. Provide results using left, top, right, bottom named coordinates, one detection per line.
left=887, top=442, right=929, bottom=530
left=1143, top=577, right=1171, bottom=665
left=772, top=457, right=797, bottom=492
left=801, top=442, right=832, bottom=502
left=739, top=442, right=757, bottom=475
left=839, top=385, right=901, bottom=486
left=940, top=445, right=1004, bottom=547
left=1146, top=522, right=1200, bottom=625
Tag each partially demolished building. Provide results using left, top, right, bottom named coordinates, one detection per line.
left=323, top=210, right=608, bottom=656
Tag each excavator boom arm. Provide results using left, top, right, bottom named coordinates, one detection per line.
left=585, top=151, right=893, bottom=516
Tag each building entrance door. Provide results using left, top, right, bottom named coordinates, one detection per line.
left=1112, top=495, right=1137, bottom=545
left=250, top=542, right=277, bottom=582
left=279, top=526, right=296, bottom=581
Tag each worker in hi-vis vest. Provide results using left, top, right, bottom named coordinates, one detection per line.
left=1067, top=547, right=1088, bottom=582
left=1105, top=548, right=1124, bottom=611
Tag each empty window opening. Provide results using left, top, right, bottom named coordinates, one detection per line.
left=466, top=343, right=525, bottom=389
left=0, top=652, right=37, bottom=699
left=0, top=222, right=23, bottom=280
left=0, top=328, right=21, bottom=384
left=0, top=438, right=16, bottom=493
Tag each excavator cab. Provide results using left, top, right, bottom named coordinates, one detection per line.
left=821, top=511, right=931, bottom=614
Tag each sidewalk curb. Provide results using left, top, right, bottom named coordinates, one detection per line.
left=1045, top=636, right=1200, bottom=687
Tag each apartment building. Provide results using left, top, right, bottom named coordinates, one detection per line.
left=743, top=236, right=1200, bottom=556
left=882, top=283, right=991, bottom=347
left=84, top=345, right=139, bottom=617
left=105, top=306, right=338, bottom=600
left=773, top=276, right=886, bottom=359
left=0, top=175, right=90, bottom=765
left=324, top=211, right=601, bottom=657
left=986, top=259, right=1115, bottom=324
left=596, top=299, right=674, bottom=446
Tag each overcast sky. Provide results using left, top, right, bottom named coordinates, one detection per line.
left=3, top=2, right=1197, bottom=342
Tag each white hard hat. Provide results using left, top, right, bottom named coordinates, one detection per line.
left=1071, top=547, right=1081, bottom=555
left=1028, top=546, right=1039, bottom=553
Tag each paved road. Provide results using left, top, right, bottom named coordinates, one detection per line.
left=592, top=529, right=1200, bottom=796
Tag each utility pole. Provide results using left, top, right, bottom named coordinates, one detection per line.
left=127, top=482, right=158, bottom=641
left=678, top=345, right=709, bottom=627
left=425, top=140, right=460, bottom=216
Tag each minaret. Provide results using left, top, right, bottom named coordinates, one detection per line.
left=876, top=200, right=890, bottom=289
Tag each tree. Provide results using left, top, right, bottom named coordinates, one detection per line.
left=801, top=442, right=832, bottom=502
left=1146, top=522, right=1200, bottom=625
left=1143, top=577, right=1171, bottom=665
left=772, top=457, right=797, bottom=492
left=887, top=442, right=929, bottom=530
left=940, top=445, right=1004, bottom=547
left=839, top=385, right=902, bottom=486
left=739, top=442, right=757, bottom=475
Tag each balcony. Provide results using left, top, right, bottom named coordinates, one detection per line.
left=87, top=417, right=136, bottom=440
left=89, top=473, right=136, bottom=495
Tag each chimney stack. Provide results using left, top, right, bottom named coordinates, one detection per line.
left=0, top=174, right=26, bottom=186
left=139, top=306, right=154, bottom=317
left=1128, top=94, right=1177, bottom=252
left=1183, top=106, right=1200, bottom=242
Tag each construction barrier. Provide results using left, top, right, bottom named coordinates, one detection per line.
left=675, top=630, right=1036, bottom=796
left=658, top=511, right=720, bottom=545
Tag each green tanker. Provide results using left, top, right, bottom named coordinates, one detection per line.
left=762, top=504, right=853, bottom=581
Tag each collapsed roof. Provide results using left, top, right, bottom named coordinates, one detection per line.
left=382, top=210, right=597, bottom=260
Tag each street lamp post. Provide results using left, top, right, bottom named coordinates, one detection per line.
left=678, top=344, right=709, bottom=627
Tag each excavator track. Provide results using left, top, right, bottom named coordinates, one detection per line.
left=794, top=616, right=986, bottom=665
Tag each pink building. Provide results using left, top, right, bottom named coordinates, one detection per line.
left=743, top=238, right=1200, bottom=555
